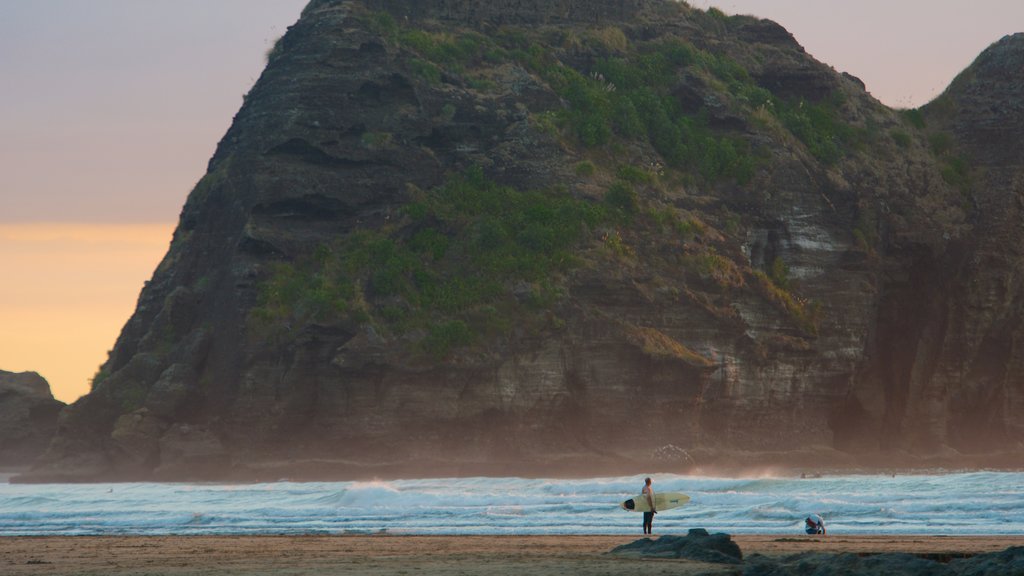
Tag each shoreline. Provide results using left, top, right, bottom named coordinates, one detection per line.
left=3, top=534, right=1024, bottom=576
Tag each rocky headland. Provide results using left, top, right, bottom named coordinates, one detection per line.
left=18, top=0, right=1024, bottom=481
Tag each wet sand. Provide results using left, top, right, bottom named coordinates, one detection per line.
left=2, top=534, right=1022, bottom=575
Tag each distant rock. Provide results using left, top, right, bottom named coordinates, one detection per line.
left=610, top=529, right=743, bottom=564
left=0, top=370, right=65, bottom=466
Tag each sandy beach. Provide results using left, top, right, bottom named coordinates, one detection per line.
left=2, top=534, right=1023, bottom=575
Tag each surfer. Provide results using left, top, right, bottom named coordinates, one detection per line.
left=642, top=477, right=656, bottom=534
left=804, top=513, right=826, bottom=535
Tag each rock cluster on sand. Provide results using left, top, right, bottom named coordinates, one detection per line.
left=0, top=370, right=64, bottom=466
left=613, top=534, right=1024, bottom=576
left=744, top=547, right=1024, bottom=576
left=610, top=529, right=743, bottom=564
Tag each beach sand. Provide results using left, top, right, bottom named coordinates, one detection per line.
left=2, top=534, right=1023, bottom=575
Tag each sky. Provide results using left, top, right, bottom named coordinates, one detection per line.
left=0, top=0, right=307, bottom=403
left=0, top=0, right=1021, bottom=403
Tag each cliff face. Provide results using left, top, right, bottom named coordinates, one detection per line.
left=898, top=34, right=1024, bottom=453
left=0, top=370, right=65, bottom=467
left=21, top=1, right=1024, bottom=480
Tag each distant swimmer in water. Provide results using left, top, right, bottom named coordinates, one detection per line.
left=804, top=513, right=826, bottom=535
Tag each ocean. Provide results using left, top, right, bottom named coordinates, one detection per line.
left=1, top=472, right=1021, bottom=536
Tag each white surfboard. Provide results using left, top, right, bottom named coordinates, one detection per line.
left=620, top=491, right=689, bottom=512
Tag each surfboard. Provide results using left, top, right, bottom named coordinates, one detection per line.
left=620, top=491, right=689, bottom=512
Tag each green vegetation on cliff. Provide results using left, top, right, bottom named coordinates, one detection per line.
left=776, top=94, right=858, bottom=164
left=250, top=8, right=844, bottom=355
left=253, top=168, right=610, bottom=357
left=375, top=10, right=762, bottom=185
left=528, top=38, right=760, bottom=183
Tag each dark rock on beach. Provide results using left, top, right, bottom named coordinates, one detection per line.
left=743, top=546, right=1024, bottom=576
left=610, top=529, right=743, bottom=564
left=744, top=552, right=951, bottom=576
left=956, top=546, right=1024, bottom=576
left=612, top=537, right=1024, bottom=576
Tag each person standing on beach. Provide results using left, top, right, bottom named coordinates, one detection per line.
left=804, top=513, right=826, bottom=535
left=642, top=477, right=656, bottom=534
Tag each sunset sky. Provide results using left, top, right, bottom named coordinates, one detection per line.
left=2, top=0, right=1022, bottom=403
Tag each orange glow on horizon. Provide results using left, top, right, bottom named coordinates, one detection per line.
left=0, top=223, right=175, bottom=404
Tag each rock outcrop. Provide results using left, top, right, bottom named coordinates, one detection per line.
left=18, top=0, right=1024, bottom=481
left=610, top=529, right=742, bottom=564
left=612, top=535, right=1024, bottom=575
left=0, top=370, right=65, bottom=467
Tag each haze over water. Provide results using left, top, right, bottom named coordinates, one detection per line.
left=3, top=472, right=1021, bottom=536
